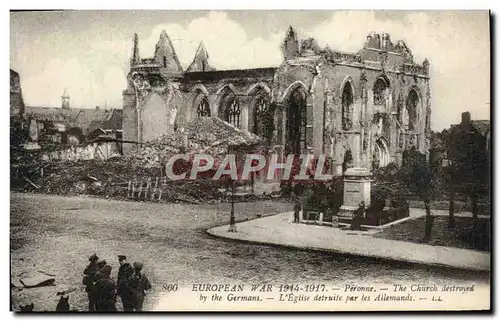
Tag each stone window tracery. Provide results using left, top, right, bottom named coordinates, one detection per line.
left=254, top=95, right=270, bottom=138
left=197, top=97, right=211, bottom=117
left=225, top=97, right=241, bottom=127
left=373, top=78, right=389, bottom=106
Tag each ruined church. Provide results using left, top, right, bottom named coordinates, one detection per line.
left=123, top=27, right=431, bottom=174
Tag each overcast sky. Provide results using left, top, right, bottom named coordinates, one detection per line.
left=10, top=10, right=490, bottom=131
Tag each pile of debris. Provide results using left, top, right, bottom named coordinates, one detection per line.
left=127, top=117, right=264, bottom=168
left=11, top=157, right=159, bottom=199
left=10, top=118, right=273, bottom=204
left=12, top=154, right=252, bottom=204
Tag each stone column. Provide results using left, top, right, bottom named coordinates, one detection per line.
left=352, top=99, right=363, bottom=167
left=390, top=113, right=398, bottom=163
left=239, top=95, right=251, bottom=132
left=208, top=94, right=219, bottom=118
left=334, top=138, right=344, bottom=176
left=366, top=89, right=374, bottom=170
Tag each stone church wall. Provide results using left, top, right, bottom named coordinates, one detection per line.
left=122, top=29, right=431, bottom=173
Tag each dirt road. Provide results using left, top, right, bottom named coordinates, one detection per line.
left=10, top=193, right=489, bottom=311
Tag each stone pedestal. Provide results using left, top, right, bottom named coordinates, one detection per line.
left=338, top=167, right=372, bottom=219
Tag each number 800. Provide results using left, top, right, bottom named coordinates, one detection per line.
left=162, top=284, right=179, bottom=292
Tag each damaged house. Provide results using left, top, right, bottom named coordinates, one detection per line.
left=24, top=93, right=122, bottom=148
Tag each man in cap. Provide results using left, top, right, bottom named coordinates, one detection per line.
left=84, top=254, right=99, bottom=275
left=129, top=262, right=152, bottom=311
left=92, top=265, right=117, bottom=312
left=83, top=254, right=99, bottom=311
left=96, top=259, right=107, bottom=269
left=93, top=259, right=107, bottom=282
left=117, top=255, right=134, bottom=311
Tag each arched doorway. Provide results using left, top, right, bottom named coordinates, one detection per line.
left=286, top=88, right=308, bottom=155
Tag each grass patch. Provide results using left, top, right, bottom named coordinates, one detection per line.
left=374, top=216, right=490, bottom=252
left=409, top=199, right=490, bottom=215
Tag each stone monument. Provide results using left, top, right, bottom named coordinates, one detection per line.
left=338, top=167, right=372, bottom=220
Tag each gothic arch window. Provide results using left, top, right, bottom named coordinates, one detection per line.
left=406, top=89, right=419, bottom=131
left=373, top=77, right=389, bottom=106
left=254, top=95, right=270, bottom=138
left=286, top=88, right=308, bottom=154
left=225, top=97, right=241, bottom=127
left=342, top=82, right=354, bottom=131
left=197, top=97, right=211, bottom=117
left=163, top=56, right=167, bottom=68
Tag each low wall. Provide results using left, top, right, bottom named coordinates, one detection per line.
left=301, top=205, right=410, bottom=228
left=41, top=142, right=121, bottom=161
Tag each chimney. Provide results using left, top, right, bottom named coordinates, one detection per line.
left=61, top=89, right=70, bottom=109
left=461, top=112, right=471, bottom=124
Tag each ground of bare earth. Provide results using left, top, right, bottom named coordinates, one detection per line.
left=11, top=193, right=490, bottom=312
left=374, top=216, right=491, bottom=252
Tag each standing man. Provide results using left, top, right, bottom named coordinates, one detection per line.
left=350, top=201, right=365, bottom=231
left=292, top=192, right=301, bottom=223
left=117, top=255, right=134, bottom=311
left=83, top=254, right=99, bottom=312
left=129, top=262, right=152, bottom=311
left=93, top=265, right=117, bottom=312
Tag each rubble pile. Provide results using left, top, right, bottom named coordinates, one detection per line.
left=127, top=117, right=263, bottom=168
left=10, top=157, right=255, bottom=203
left=11, top=118, right=269, bottom=204
left=11, top=157, right=160, bottom=198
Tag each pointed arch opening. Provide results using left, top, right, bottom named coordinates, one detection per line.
left=253, top=94, right=271, bottom=139
left=373, top=76, right=389, bottom=106
left=197, top=97, right=211, bottom=117
left=225, top=97, right=240, bottom=127
left=373, top=138, right=390, bottom=169
left=190, top=86, right=211, bottom=120
left=406, top=89, right=419, bottom=131
left=285, top=87, right=308, bottom=155
left=216, top=86, right=242, bottom=128
left=342, top=81, right=354, bottom=131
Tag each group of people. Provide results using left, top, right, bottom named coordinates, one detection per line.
left=83, top=254, right=152, bottom=312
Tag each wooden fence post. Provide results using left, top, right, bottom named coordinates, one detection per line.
left=152, top=177, right=159, bottom=201
left=137, top=180, right=143, bottom=199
